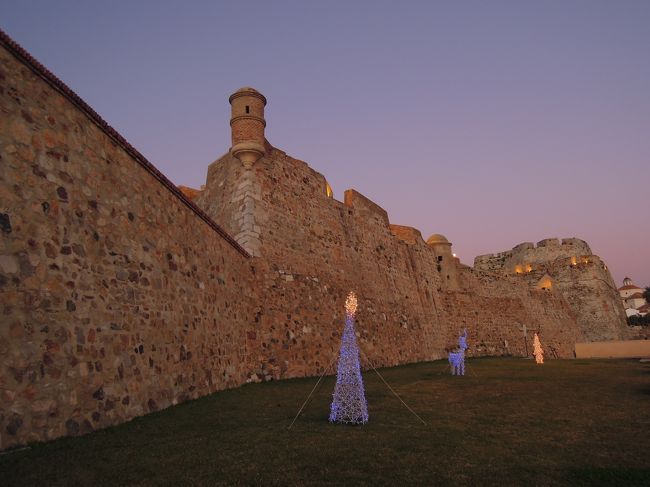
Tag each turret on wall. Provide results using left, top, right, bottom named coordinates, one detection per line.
left=0, top=27, right=632, bottom=451
left=212, top=87, right=269, bottom=256
left=229, top=87, right=267, bottom=168
left=426, top=234, right=460, bottom=290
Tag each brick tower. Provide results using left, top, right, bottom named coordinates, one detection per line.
left=229, top=87, right=267, bottom=168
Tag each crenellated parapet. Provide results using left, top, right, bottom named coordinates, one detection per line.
left=0, top=28, right=631, bottom=452
left=474, top=237, right=593, bottom=274
left=474, top=238, right=626, bottom=341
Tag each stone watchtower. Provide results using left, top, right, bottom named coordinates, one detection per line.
left=216, top=87, right=267, bottom=257
left=426, top=234, right=460, bottom=290
left=229, top=87, right=267, bottom=168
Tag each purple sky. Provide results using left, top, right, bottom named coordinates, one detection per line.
left=3, top=1, right=649, bottom=286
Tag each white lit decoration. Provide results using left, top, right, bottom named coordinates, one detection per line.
left=448, top=329, right=468, bottom=376
left=533, top=332, right=544, bottom=364
left=344, top=292, right=358, bottom=316
left=329, top=291, right=369, bottom=425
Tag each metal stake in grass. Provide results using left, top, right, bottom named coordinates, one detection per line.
left=290, top=292, right=425, bottom=428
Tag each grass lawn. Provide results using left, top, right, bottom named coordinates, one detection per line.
left=1, top=358, right=648, bottom=486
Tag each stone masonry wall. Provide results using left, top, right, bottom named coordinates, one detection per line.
left=452, top=267, right=581, bottom=356
left=198, top=146, right=583, bottom=383
left=474, top=240, right=628, bottom=341
left=0, top=40, right=256, bottom=450
left=474, top=238, right=592, bottom=273
left=0, top=29, right=627, bottom=451
left=196, top=148, right=267, bottom=257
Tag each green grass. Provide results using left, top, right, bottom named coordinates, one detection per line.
left=1, top=358, right=649, bottom=486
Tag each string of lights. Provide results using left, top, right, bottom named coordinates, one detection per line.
left=533, top=333, right=544, bottom=364
left=448, top=329, right=468, bottom=376
left=329, top=292, right=369, bottom=425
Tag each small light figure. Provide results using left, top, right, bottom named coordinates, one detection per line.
left=458, top=330, right=468, bottom=352
left=329, top=292, right=368, bottom=424
left=533, top=333, right=544, bottom=364
left=448, top=329, right=468, bottom=376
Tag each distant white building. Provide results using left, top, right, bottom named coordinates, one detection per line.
left=618, top=277, right=648, bottom=317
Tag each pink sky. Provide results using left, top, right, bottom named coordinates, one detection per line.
left=3, top=1, right=649, bottom=286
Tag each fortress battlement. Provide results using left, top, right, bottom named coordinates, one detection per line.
left=0, top=30, right=628, bottom=451
left=475, top=237, right=593, bottom=273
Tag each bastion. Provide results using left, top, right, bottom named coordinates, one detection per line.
left=0, top=29, right=628, bottom=450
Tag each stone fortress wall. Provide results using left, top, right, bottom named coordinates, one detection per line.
left=197, top=143, right=585, bottom=383
left=474, top=239, right=626, bottom=341
left=0, top=31, right=628, bottom=450
left=0, top=33, right=256, bottom=450
left=474, top=238, right=592, bottom=273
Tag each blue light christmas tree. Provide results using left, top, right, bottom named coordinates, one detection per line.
left=329, top=292, right=369, bottom=424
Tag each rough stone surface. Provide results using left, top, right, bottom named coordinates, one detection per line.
left=0, top=42, right=254, bottom=450
left=198, top=146, right=596, bottom=384
left=0, top=36, right=628, bottom=451
left=475, top=239, right=627, bottom=341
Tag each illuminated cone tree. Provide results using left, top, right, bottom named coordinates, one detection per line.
left=329, top=292, right=369, bottom=424
left=533, top=333, right=544, bottom=364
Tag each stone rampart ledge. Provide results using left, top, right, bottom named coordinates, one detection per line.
left=477, top=237, right=591, bottom=260
left=389, top=224, right=423, bottom=245
left=575, top=340, right=650, bottom=359
left=343, top=189, right=389, bottom=225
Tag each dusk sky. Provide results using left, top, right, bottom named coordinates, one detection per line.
left=3, top=1, right=649, bottom=286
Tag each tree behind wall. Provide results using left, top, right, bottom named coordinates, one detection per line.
left=627, top=314, right=650, bottom=326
